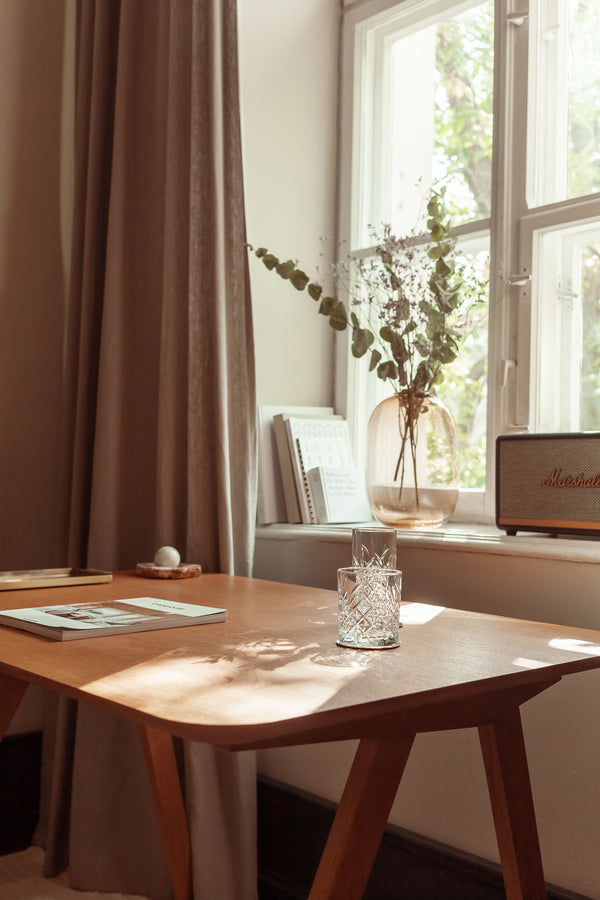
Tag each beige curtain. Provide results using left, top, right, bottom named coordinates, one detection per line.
left=36, top=2, right=258, bottom=898
left=64, top=0, right=256, bottom=575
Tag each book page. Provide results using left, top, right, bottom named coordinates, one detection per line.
left=308, top=466, right=372, bottom=523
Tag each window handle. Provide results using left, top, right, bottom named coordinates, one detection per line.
left=507, top=12, right=529, bottom=27
left=507, top=274, right=531, bottom=287
left=500, top=359, right=516, bottom=386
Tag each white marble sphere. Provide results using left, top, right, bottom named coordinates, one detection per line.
left=153, top=546, right=181, bottom=568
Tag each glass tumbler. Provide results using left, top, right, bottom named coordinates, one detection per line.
left=337, top=565, right=402, bottom=649
left=351, top=526, right=397, bottom=568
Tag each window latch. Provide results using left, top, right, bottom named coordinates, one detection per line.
left=507, top=12, right=529, bottom=27
left=557, top=286, right=577, bottom=301
left=500, top=359, right=516, bottom=386
left=507, top=274, right=531, bottom=287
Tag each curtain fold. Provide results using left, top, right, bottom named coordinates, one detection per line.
left=40, top=2, right=258, bottom=897
left=65, top=0, right=256, bottom=576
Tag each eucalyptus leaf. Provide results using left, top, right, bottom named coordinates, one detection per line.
left=429, top=223, right=444, bottom=241
left=290, top=269, right=310, bottom=291
left=329, top=300, right=348, bottom=330
left=414, top=336, right=430, bottom=357
left=276, top=259, right=296, bottom=279
left=414, top=361, right=433, bottom=391
left=319, top=296, right=338, bottom=316
left=369, top=349, right=382, bottom=371
left=261, top=253, right=278, bottom=271
left=428, top=242, right=453, bottom=260
left=390, top=332, right=408, bottom=362
left=378, top=360, right=398, bottom=381
left=351, top=327, right=374, bottom=358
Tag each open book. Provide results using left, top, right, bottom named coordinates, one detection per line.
left=0, top=596, right=227, bottom=641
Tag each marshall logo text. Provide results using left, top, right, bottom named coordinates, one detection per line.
left=542, top=468, right=600, bottom=488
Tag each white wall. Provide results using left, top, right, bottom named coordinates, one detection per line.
left=239, top=0, right=340, bottom=408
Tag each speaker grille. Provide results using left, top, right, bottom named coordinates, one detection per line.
left=496, top=434, right=600, bottom=533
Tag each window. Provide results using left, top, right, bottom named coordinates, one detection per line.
left=337, top=0, right=600, bottom=523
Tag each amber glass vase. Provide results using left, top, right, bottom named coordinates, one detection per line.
left=365, top=391, right=459, bottom=529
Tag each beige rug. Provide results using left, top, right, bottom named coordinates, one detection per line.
left=0, top=847, right=150, bottom=899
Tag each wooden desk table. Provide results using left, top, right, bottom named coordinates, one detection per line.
left=1, top=573, right=600, bottom=900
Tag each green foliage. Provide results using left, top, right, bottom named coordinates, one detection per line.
left=579, top=245, right=600, bottom=431
left=250, top=190, right=488, bottom=403
left=437, top=347, right=487, bottom=489
left=249, top=190, right=489, bottom=498
left=566, top=0, right=600, bottom=199
left=433, top=2, right=494, bottom=222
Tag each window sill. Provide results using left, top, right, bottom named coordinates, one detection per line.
left=255, top=521, right=600, bottom=565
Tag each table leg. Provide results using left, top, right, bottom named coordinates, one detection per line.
left=479, top=707, right=547, bottom=900
left=308, top=734, right=415, bottom=900
left=0, top=673, right=28, bottom=740
left=138, top=724, right=192, bottom=900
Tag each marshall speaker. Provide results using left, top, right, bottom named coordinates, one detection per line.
left=496, top=432, right=600, bottom=537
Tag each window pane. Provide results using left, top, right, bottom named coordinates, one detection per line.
left=386, top=1, right=494, bottom=236
left=432, top=3, right=494, bottom=221
left=436, top=237, right=489, bottom=489
left=580, top=243, right=600, bottom=429
left=533, top=223, right=600, bottom=433
left=346, top=0, right=494, bottom=511
left=529, top=0, right=600, bottom=205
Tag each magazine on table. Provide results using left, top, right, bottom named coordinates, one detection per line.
left=0, top=595, right=227, bottom=641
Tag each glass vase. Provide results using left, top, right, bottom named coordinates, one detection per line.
left=366, top=391, right=459, bottom=529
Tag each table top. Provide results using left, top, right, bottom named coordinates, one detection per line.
left=1, top=573, right=599, bottom=749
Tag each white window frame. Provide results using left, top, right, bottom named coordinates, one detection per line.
left=337, top=0, right=501, bottom=524
left=336, top=0, right=600, bottom=525
left=520, top=199, right=600, bottom=431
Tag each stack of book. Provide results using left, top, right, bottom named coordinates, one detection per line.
left=257, top=405, right=372, bottom=525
